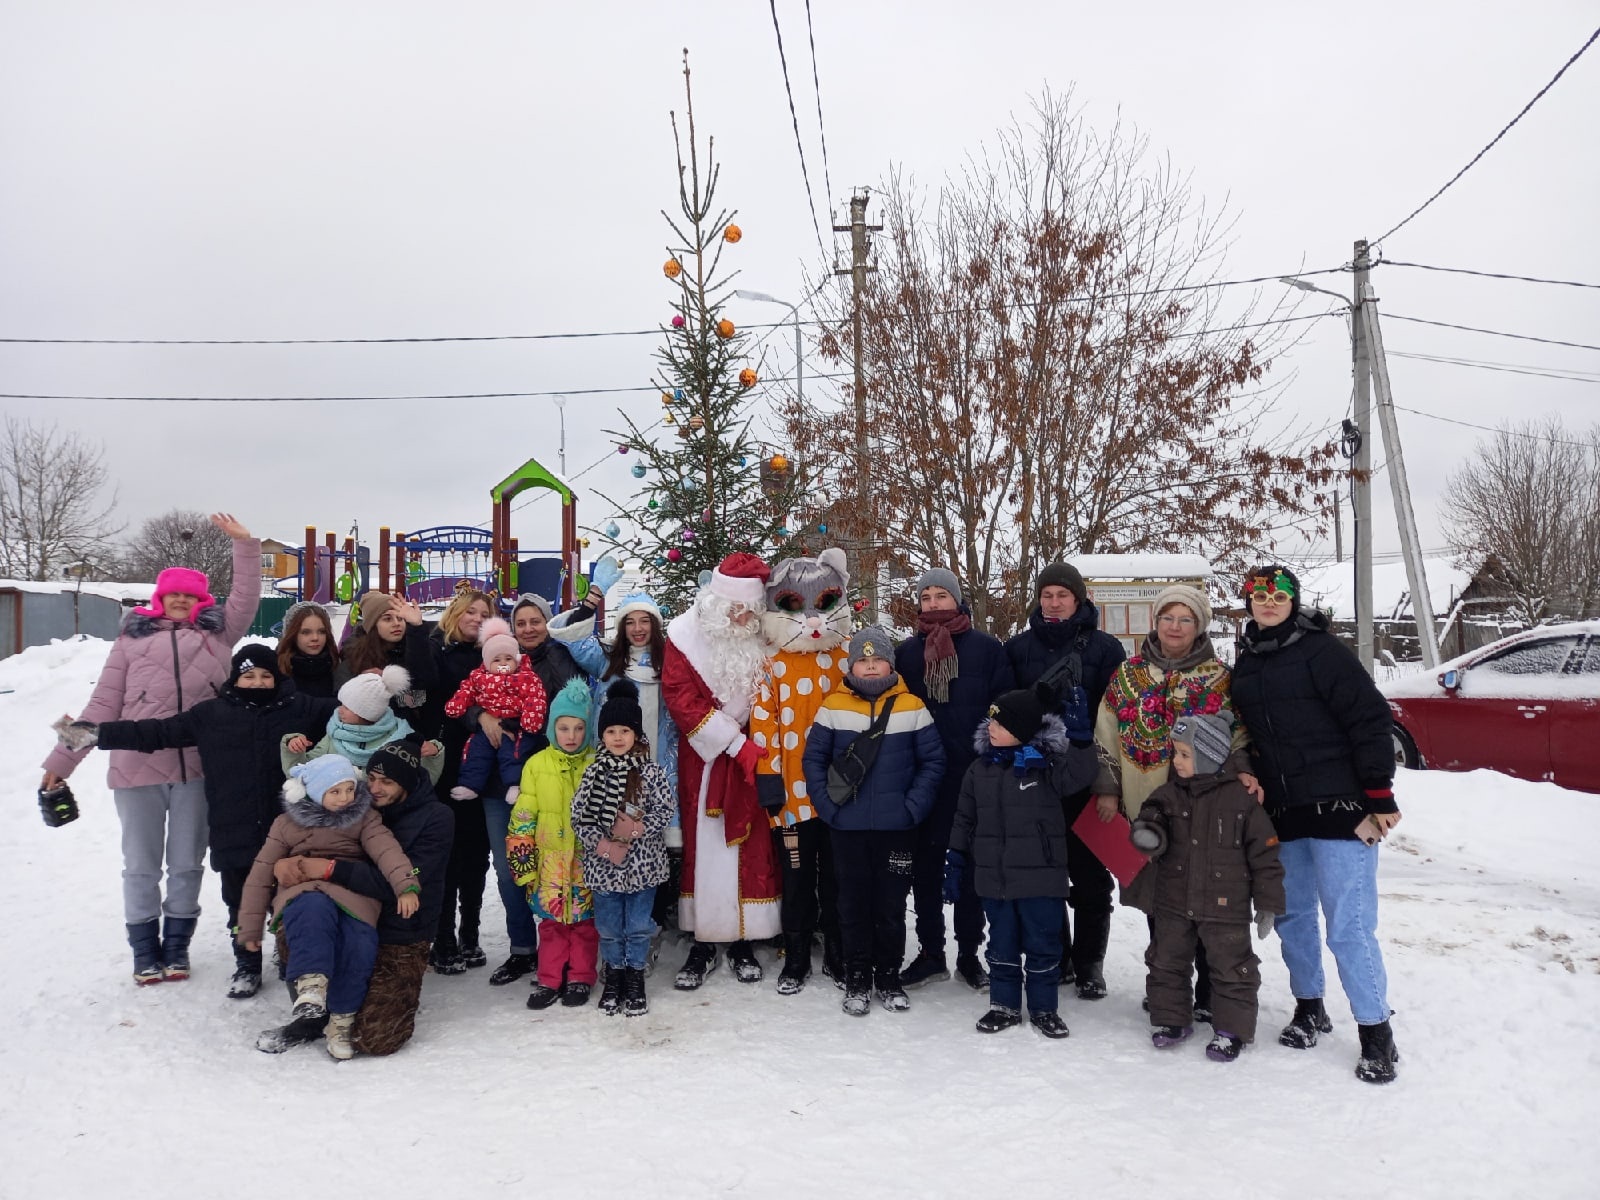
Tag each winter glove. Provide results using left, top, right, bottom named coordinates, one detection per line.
left=52, top=716, right=99, bottom=751
left=1129, top=817, right=1168, bottom=858
left=942, top=850, right=966, bottom=905
left=1255, top=910, right=1277, bottom=941
left=756, top=773, right=787, bottom=811
left=591, top=555, right=623, bottom=597
left=733, top=737, right=762, bottom=784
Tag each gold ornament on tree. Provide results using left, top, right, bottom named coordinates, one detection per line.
left=723, top=224, right=742, bottom=243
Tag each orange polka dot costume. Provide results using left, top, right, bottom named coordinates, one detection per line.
left=753, top=647, right=847, bottom=826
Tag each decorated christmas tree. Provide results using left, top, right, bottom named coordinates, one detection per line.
left=599, top=53, right=798, bottom=613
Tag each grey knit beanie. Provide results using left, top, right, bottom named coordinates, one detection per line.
left=1171, top=713, right=1232, bottom=775
left=914, top=568, right=962, bottom=607
left=846, top=625, right=896, bottom=668
left=1153, top=584, right=1211, bottom=631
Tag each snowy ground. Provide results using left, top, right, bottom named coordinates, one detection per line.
left=2, top=637, right=1597, bottom=1199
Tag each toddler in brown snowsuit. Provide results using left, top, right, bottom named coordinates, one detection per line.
left=1125, top=713, right=1285, bottom=1062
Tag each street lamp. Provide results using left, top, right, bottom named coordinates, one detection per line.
left=1278, top=276, right=1350, bottom=307
left=735, top=288, right=805, bottom=406
left=553, top=395, right=567, bottom=475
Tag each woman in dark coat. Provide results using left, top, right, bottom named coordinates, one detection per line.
left=1002, top=561, right=1127, bottom=999
left=425, top=589, right=498, bottom=976
left=1229, top=564, right=1402, bottom=1085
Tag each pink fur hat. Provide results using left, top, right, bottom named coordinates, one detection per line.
left=478, top=617, right=519, bottom=666
left=133, top=567, right=216, bottom=620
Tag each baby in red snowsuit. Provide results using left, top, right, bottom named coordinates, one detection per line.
left=445, top=618, right=549, bottom=804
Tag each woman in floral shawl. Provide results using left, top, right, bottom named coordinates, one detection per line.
left=1090, top=583, right=1260, bottom=1021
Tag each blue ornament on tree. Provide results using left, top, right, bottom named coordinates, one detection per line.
left=777, top=526, right=790, bottom=537
left=818, top=523, right=828, bottom=534
left=630, top=462, right=647, bottom=479
left=673, top=388, right=684, bottom=401
left=654, top=556, right=667, bottom=567
left=603, top=521, right=621, bottom=539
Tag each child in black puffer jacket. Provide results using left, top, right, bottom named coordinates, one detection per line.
left=947, top=681, right=1098, bottom=1038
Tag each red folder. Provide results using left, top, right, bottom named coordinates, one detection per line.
left=1072, top=804, right=1148, bottom=889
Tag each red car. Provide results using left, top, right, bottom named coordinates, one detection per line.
left=1380, top=622, right=1600, bottom=793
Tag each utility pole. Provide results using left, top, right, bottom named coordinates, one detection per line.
left=1333, top=489, right=1343, bottom=563
left=1351, top=240, right=1375, bottom=674
left=1360, top=282, right=1442, bottom=668
left=835, top=187, right=882, bottom=621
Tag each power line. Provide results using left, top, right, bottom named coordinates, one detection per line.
left=1384, top=312, right=1600, bottom=352
left=1378, top=260, right=1600, bottom=290
left=0, top=370, right=863, bottom=405
left=768, top=0, right=829, bottom=259
left=1386, top=349, right=1600, bottom=383
left=803, top=0, right=834, bottom=219
left=1373, top=24, right=1600, bottom=244
left=0, top=266, right=1351, bottom=345
left=1392, top=404, right=1596, bottom=447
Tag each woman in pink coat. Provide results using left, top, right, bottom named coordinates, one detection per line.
left=44, top=513, right=261, bottom=984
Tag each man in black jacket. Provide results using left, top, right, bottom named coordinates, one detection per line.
left=1002, top=563, right=1127, bottom=999
left=895, top=568, right=1015, bottom=990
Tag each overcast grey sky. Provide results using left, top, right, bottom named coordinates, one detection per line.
left=2, top=1, right=1596, bottom=573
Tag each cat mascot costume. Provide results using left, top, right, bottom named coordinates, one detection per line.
left=752, top=547, right=853, bottom=994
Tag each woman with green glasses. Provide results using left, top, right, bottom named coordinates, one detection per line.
left=1229, top=564, right=1402, bottom=1085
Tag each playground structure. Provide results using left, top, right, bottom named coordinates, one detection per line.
left=279, top=456, right=582, bottom=610
left=491, top=457, right=580, bottom=610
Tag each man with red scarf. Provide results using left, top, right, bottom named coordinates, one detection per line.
left=894, top=568, right=1015, bottom=990
left=661, top=553, right=784, bottom=989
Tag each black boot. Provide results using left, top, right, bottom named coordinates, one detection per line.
left=954, top=952, right=989, bottom=991
left=841, top=969, right=872, bottom=1017
left=674, top=941, right=720, bottom=991
left=820, top=932, right=845, bottom=989
left=1355, top=1020, right=1400, bottom=1084
left=622, top=967, right=648, bottom=1017
left=429, top=935, right=466, bottom=976
left=976, top=1006, right=1022, bottom=1034
left=489, top=952, right=537, bottom=986
left=599, top=964, right=624, bottom=1015
left=1279, top=997, right=1334, bottom=1049
left=775, top=933, right=812, bottom=996
left=126, top=920, right=162, bottom=986
left=228, top=943, right=263, bottom=999
left=727, top=939, right=762, bottom=983
left=160, top=916, right=198, bottom=982
left=1072, top=908, right=1111, bottom=1000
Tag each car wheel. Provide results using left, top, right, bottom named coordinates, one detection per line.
left=1392, top=726, right=1421, bottom=770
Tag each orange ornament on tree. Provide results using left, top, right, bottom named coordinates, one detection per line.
left=770, top=453, right=789, bottom=471
left=663, top=258, right=682, bottom=279
left=739, top=368, right=758, bottom=388
left=716, top=319, right=735, bottom=339
left=723, top=224, right=742, bottom=243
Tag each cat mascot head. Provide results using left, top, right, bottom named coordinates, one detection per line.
left=761, top=547, right=852, bottom=654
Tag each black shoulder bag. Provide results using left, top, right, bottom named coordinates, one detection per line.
left=827, top=695, right=900, bottom=807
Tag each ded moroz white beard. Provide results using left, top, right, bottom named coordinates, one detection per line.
left=692, top=590, right=769, bottom=707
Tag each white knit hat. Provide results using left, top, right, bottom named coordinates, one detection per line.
left=337, top=664, right=411, bottom=721
left=1153, top=583, right=1212, bottom=630
left=613, top=592, right=662, bottom=624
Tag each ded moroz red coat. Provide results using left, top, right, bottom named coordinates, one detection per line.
left=661, top=612, right=781, bottom=943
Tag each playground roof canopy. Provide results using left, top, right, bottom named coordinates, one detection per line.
left=491, top=458, right=574, bottom=506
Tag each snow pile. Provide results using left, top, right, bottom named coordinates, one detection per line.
left=1, top=638, right=1598, bottom=1198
